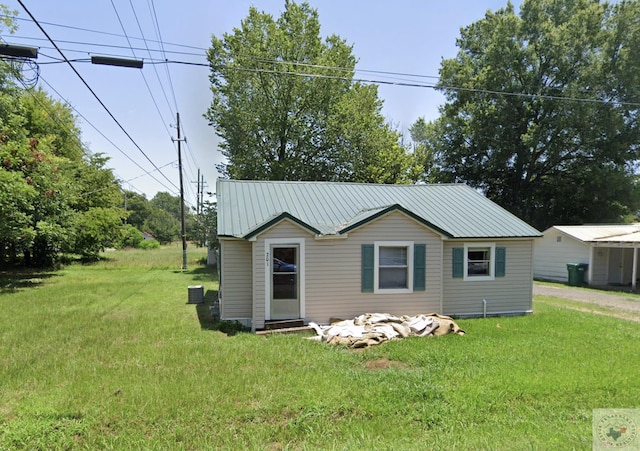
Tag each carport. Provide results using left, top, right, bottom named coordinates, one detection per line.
left=590, top=237, right=640, bottom=290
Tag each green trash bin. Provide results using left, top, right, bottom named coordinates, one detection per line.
left=566, top=263, right=588, bottom=286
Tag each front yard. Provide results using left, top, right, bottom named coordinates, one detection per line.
left=1, top=246, right=638, bottom=449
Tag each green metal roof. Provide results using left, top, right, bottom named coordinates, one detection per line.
left=217, top=180, right=541, bottom=239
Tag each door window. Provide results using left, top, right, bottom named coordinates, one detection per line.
left=272, top=247, right=298, bottom=300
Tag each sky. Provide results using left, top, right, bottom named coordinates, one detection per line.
left=1, top=0, right=521, bottom=208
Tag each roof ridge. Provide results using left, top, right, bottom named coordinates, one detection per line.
left=220, top=179, right=466, bottom=187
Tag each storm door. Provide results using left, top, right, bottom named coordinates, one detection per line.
left=270, top=245, right=299, bottom=319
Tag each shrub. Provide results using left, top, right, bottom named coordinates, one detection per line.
left=119, top=224, right=144, bottom=248
left=137, top=238, right=160, bottom=250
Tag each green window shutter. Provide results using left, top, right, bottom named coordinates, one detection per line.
left=452, top=247, right=464, bottom=278
left=361, top=244, right=374, bottom=292
left=413, top=244, right=426, bottom=291
left=495, top=247, right=506, bottom=277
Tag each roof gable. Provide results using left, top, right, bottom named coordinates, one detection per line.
left=243, top=212, right=320, bottom=239
left=337, top=204, right=452, bottom=237
left=217, top=180, right=541, bottom=239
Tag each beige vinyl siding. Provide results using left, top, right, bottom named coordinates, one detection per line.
left=443, top=240, right=534, bottom=316
left=219, top=238, right=252, bottom=320
left=253, top=211, right=443, bottom=327
left=533, top=229, right=590, bottom=282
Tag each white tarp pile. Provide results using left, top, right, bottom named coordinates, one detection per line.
left=307, top=313, right=465, bottom=348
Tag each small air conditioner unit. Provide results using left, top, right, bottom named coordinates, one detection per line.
left=188, top=285, right=204, bottom=304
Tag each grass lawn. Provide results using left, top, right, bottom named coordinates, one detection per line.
left=2, top=247, right=639, bottom=449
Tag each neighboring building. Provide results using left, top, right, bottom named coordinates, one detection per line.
left=534, top=224, right=640, bottom=289
left=217, top=180, right=541, bottom=331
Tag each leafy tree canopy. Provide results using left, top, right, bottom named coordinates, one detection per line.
left=143, top=208, right=179, bottom=245
left=206, top=0, right=420, bottom=183
left=123, top=191, right=150, bottom=230
left=414, top=0, right=640, bottom=230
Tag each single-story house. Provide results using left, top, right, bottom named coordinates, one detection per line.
left=216, top=180, right=541, bottom=331
left=534, top=224, right=640, bottom=289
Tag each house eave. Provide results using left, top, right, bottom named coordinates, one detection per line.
left=446, top=235, right=542, bottom=241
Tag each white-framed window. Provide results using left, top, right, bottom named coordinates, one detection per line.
left=374, top=241, right=413, bottom=293
left=463, top=243, right=496, bottom=281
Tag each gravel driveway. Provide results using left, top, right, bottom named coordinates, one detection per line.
left=533, top=283, right=640, bottom=315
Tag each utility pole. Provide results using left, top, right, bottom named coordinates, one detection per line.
left=172, top=112, right=188, bottom=270
left=201, top=172, right=207, bottom=214
left=192, top=169, right=201, bottom=214
left=196, top=168, right=201, bottom=214
left=192, top=170, right=208, bottom=215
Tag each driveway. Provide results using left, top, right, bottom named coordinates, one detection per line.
left=533, top=283, right=640, bottom=316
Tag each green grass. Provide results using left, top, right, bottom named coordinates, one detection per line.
left=2, top=248, right=640, bottom=449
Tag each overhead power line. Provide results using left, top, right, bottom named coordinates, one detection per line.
left=209, top=64, right=640, bottom=109
left=125, top=0, right=176, bottom=117
left=38, top=76, right=180, bottom=196
left=16, top=0, right=179, bottom=193
left=8, top=12, right=638, bottom=109
left=148, top=0, right=179, bottom=113
left=9, top=35, right=206, bottom=58
left=20, top=43, right=640, bottom=110
left=5, top=15, right=206, bottom=51
left=109, top=0, right=173, bottom=142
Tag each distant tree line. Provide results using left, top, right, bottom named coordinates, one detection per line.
left=122, top=190, right=216, bottom=249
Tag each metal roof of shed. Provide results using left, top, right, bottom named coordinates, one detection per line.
left=552, top=225, right=640, bottom=243
left=217, top=180, right=541, bottom=239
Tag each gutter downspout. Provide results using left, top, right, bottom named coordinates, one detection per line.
left=633, top=247, right=638, bottom=292
left=482, top=299, right=487, bottom=318
left=440, top=238, right=444, bottom=314
left=589, top=244, right=595, bottom=286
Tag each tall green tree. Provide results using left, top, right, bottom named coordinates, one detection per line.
left=143, top=209, right=179, bottom=245
left=123, top=191, right=151, bottom=230
left=150, top=192, right=182, bottom=221
left=0, top=169, right=35, bottom=264
left=148, top=191, right=198, bottom=242
left=190, top=201, right=217, bottom=248
left=205, top=0, right=419, bottom=183
left=407, top=117, right=439, bottom=183
left=0, top=21, right=126, bottom=266
left=417, top=0, right=640, bottom=230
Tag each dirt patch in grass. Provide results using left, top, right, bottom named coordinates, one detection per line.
left=363, top=358, right=410, bottom=370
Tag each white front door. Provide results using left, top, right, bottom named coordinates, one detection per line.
left=270, top=245, right=299, bottom=319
